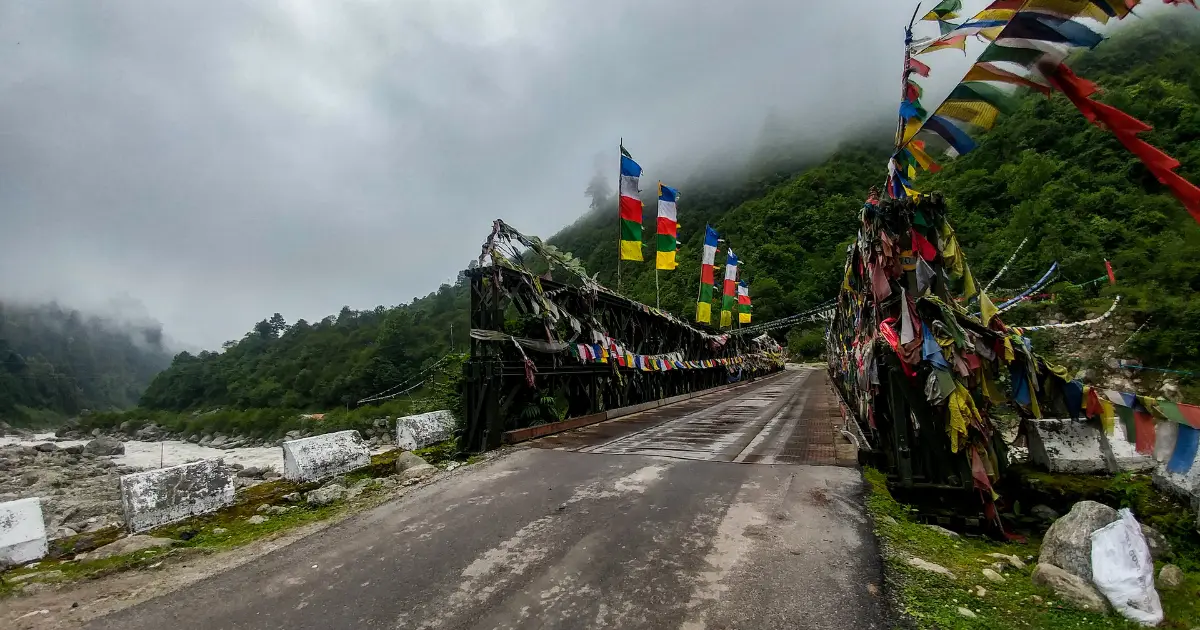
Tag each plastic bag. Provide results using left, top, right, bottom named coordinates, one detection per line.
left=1090, top=508, right=1163, bottom=626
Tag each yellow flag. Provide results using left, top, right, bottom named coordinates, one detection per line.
left=979, top=291, right=998, bottom=326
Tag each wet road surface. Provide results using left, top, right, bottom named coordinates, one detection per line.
left=83, top=367, right=884, bottom=630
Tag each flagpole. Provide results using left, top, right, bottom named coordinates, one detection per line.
left=617, top=138, right=623, bottom=293
left=655, top=267, right=661, bottom=308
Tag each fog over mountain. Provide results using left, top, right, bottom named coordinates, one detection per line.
left=1, top=0, right=1065, bottom=348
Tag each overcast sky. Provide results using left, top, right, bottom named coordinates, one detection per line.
left=0, top=0, right=990, bottom=349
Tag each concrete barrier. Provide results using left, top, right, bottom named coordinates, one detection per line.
left=396, top=410, right=457, bottom=451
left=120, top=459, right=236, bottom=533
left=0, top=497, right=48, bottom=565
left=1027, top=419, right=1108, bottom=474
left=282, top=430, right=370, bottom=482
left=1101, top=421, right=1156, bottom=473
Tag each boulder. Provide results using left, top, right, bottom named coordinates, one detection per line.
left=1031, top=563, right=1108, bottom=613
left=924, top=525, right=959, bottom=538
left=1039, top=500, right=1118, bottom=581
left=50, top=526, right=77, bottom=540
left=246, top=515, right=268, bottom=525
left=83, top=535, right=174, bottom=560
left=1157, top=564, right=1184, bottom=590
left=982, top=568, right=1006, bottom=583
left=1140, top=523, right=1172, bottom=562
left=906, top=557, right=954, bottom=579
left=62, top=445, right=84, bottom=455
left=399, top=464, right=436, bottom=483
left=236, top=466, right=267, bottom=479
left=306, top=484, right=347, bottom=507
left=208, top=435, right=229, bottom=448
left=83, top=437, right=125, bottom=456
left=395, top=451, right=430, bottom=473
left=34, top=443, right=58, bottom=453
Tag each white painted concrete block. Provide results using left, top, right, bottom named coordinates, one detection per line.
left=395, top=411, right=457, bottom=451
left=282, top=430, right=371, bottom=482
left=1027, top=419, right=1107, bottom=474
left=1102, top=421, right=1156, bottom=473
left=120, top=459, right=236, bottom=533
left=1152, top=445, right=1200, bottom=508
left=0, top=497, right=48, bottom=565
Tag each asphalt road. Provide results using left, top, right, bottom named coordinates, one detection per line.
left=86, top=368, right=886, bottom=630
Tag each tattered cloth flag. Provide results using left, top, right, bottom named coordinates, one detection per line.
left=656, top=183, right=680, bottom=270
left=738, top=281, right=751, bottom=324
left=696, top=225, right=720, bottom=324
left=619, top=145, right=644, bottom=261
left=720, top=249, right=739, bottom=329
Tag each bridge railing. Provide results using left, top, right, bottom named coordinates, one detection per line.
left=461, top=264, right=783, bottom=451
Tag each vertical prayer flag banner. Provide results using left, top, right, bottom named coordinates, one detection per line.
left=656, top=183, right=680, bottom=270
left=696, top=225, right=719, bottom=324
left=738, top=281, right=751, bottom=324
left=720, top=249, right=739, bottom=329
left=619, top=146, right=644, bottom=261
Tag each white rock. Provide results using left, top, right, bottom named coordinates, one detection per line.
left=1031, top=563, right=1108, bottom=613
left=982, top=568, right=1005, bottom=583
left=907, top=557, right=955, bottom=579
left=246, top=515, right=268, bottom=525
left=956, top=607, right=976, bottom=618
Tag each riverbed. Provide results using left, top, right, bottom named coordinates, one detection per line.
left=0, top=433, right=286, bottom=471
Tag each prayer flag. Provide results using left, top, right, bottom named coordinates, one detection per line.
left=720, top=249, right=739, bottom=329
left=619, top=145, right=644, bottom=261
left=656, top=183, right=680, bottom=270
left=738, top=281, right=751, bottom=324
left=696, top=225, right=720, bottom=323
left=922, top=0, right=962, bottom=21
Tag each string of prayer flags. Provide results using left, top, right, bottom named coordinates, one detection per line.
left=618, top=145, right=644, bottom=261
left=656, top=183, right=680, bottom=270
left=738, top=281, right=751, bottom=324
left=696, top=225, right=720, bottom=324
left=891, top=0, right=1200, bottom=220
left=720, top=249, right=739, bottom=329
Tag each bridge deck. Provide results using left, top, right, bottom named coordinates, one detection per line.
left=529, top=366, right=854, bottom=467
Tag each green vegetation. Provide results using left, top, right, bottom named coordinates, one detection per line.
left=865, top=468, right=1200, bottom=629
left=0, top=301, right=171, bottom=426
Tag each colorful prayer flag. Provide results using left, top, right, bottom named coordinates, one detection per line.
left=696, top=225, right=719, bottom=324
left=656, top=183, right=680, bottom=270
left=922, top=0, right=962, bottom=21
left=619, top=145, right=643, bottom=261
left=720, top=249, right=739, bottom=329
left=738, top=281, right=751, bottom=324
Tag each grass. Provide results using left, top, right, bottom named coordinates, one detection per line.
left=0, top=445, right=466, bottom=599
left=865, top=468, right=1200, bottom=629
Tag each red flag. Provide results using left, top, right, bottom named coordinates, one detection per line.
left=905, top=57, right=931, bottom=78
left=1047, top=63, right=1200, bottom=223
left=1105, top=260, right=1116, bottom=285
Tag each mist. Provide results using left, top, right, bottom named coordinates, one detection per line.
left=2, top=0, right=967, bottom=349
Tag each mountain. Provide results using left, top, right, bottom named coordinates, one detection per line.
left=0, top=300, right=172, bottom=425
left=137, top=12, right=1200, bottom=413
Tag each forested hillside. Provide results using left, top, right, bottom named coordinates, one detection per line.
left=138, top=12, right=1200, bottom=414
left=0, top=301, right=171, bottom=424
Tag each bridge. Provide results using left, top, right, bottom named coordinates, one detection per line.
left=82, top=365, right=883, bottom=630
